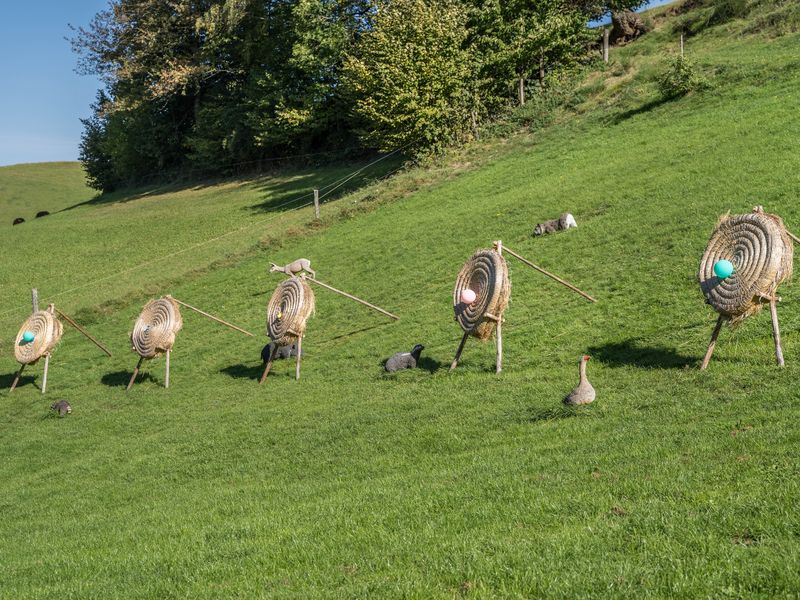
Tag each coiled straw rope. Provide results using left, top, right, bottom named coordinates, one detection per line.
left=699, top=209, right=793, bottom=323
left=131, top=296, right=183, bottom=358
left=267, top=277, right=315, bottom=346
left=14, top=310, right=63, bottom=365
left=453, top=249, right=511, bottom=340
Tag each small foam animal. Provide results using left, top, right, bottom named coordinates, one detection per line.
left=533, top=213, right=577, bottom=236
left=564, top=355, right=595, bottom=406
left=12, top=217, right=25, bottom=226
left=35, top=211, right=50, bottom=218
left=51, top=400, right=72, bottom=417
left=270, top=259, right=315, bottom=279
left=385, top=344, right=425, bottom=373
left=261, top=342, right=301, bottom=362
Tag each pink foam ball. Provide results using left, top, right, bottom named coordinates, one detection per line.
left=460, top=289, right=476, bottom=304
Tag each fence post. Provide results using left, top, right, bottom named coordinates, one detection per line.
left=314, top=188, right=320, bottom=219
left=603, top=28, right=610, bottom=63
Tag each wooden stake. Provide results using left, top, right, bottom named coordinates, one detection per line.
left=680, top=33, right=684, bottom=58
left=295, top=337, right=303, bottom=381
left=165, top=349, right=171, bottom=388
left=770, top=299, right=785, bottom=367
left=450, top=331, right=470, bottom=371
left=171, top=297, right=254, bottom=336
left=495, top=240, right=503, bottom=374
left=9, top=364, right=25, bottom=393
left=503, top=246, right=597, bottom=303
left=55, top=308, right=113, bottom=357
left=314, top=189, right=320, bottom=220
left=32, top=288, right=39, bottom=313
left=42, top=354, right=50, bottom=394
left=127, top=357, right=144, bottom=392
left=602, top=28, right=610, bottom=63
left=700, top=315, right=724, bottom=370
left=259, top=344, right=278, bottom=384
left=306, top=278, right=399, bottom=320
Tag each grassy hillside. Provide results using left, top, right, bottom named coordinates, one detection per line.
left=2, top=2, right=800, bottom=597
left=0, top=162, right=95, bottom=224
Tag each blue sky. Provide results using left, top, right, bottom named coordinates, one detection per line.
left=0, top=0, right=677, bottom=167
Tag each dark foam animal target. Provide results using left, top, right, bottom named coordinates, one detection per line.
left=12, top=217, right=25, bottom=226
left=533, top=213, right=577, bottom=236
left=261, top=342, right=301, bottom=362
left=384, top=344, right=425, bottom=372
left=36, top=211, right=50, bottom=218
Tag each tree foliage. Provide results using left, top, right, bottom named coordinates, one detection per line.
left=72, top=0, right=648, bottom=190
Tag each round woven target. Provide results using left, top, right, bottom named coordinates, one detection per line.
left=131, top=296, right=183, bottom=358
left=14, top=310, right=63, bottom=364
left=453, top=249, right=511, bottom=340
left=266, top=277, right=315, bottom=346
left=699, top=210, right=793, bottom=322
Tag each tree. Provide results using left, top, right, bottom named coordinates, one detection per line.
left=343, top=0, right=477, bottom=154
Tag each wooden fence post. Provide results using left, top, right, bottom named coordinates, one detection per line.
left=314, top=189, right=320, bottom=220
left=603, top=28, right=610, bottom=63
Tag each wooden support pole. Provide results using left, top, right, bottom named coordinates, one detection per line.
left=55, top=308, right=113, bottom=357
left=495, top=240, right=503, bottom=374
left=314, top=189, right=320, bottom=220
left=32, top=288, right=39, bottom=313
left=503, top=246, right=597, bottom=303
left=306, top=278, right=400, bottom=321
left=450, top=331, right=470, bottom=371
left=42, top=354, right=50, bottom=394
left=602, top=28, right=610, bottom=63
left=171, top=297, right=254, bottom=336
left=165, top=349, right=171, bottom=388
left=295, top=337, right=303, bottom=381
left=127, top=357, right=144, bottom=392
left=9, top=364, right=25, bottom=393
left=700, top=315, right=724, bottom=371
left=770, top=299, right=785, bottom=367
left=259, top=344, right=278, bottom=384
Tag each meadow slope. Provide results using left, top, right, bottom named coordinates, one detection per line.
left=1, top=3, right=799, bottom=598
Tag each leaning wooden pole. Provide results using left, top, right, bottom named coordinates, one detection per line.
left=306, top=278, right=400, bottom=320
left=495, top=240, right=504, bottom=374
left=785, top=229, right=800, bottom=245
left=171, top=298, right=254, bottom=336
left=55, top=308, right=113, bottom=357
left=450, top=331, right=470, bottom=371
left=503, top=246, right=597, bottom=303
left=9, top=364, right=25, bottom=393
left=41, top=354, right=50, bottom=394
left=127, top=357, right=144, bottom=392
left=769, top=299, right=785, bottom=367
left=700, top=315, right=725, bottom=371
left=260, top=344, right=278, bottom=384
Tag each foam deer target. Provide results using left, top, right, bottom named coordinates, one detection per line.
left=450, top=241, right=596, bottom=374
left=8, top=289, right=112, bottom=394
left=260, top=277, right=315, bottom=383
left=699, top=206, right=796, bottom=369
left=127, top=295, right=253, bottom=391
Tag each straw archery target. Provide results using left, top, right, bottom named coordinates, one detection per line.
left=453, top=249, right=510, bottom=340
left=131, top=296, right=183, bottom=358
left=14, top=311, right=63, bottom=364
left=266, top=277, right=315, bottom=346
left=699, top=211, right=793, bottom=322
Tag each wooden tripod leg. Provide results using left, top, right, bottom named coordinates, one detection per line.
left=9, top=364, right=25, bottom=393
left=496, top=319, right=503, bottom=374
left=295, top=338, right=302, bottom=381
left=700, top=315, right=725, bottom=371
left=770, top=299, right=785, bottom=367
left=259, top=344, right=278, bottom=384
left=165, top=349, right=171, bottom=388
left=42, top=354, right=50, bottom=394
left=127, top=357, right=144, bottom=392
left=450, top=331, right=470, bottom=371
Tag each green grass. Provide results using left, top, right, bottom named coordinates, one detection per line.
left=2, top=3, right=800, bottom=597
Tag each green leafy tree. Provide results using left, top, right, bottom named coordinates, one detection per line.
left=343, top=0, right=477, bottom=154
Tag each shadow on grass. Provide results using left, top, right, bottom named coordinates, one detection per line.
left=0, top=372, right=36, bottom=391
left=588, top=339, right=695, bottom=369
left=221, top=363, right=265, bottom=381
left=101, top=370, right=159, bottom=388
left=524, top=405, right=586, bottom=423
left=610, top=96, right=672, bottom=125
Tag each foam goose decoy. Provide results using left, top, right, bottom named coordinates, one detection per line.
left=564, top=355, right=595, bottom=406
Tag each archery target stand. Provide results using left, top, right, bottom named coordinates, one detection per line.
left=450, top=240, right=596, bottom=374
left=699, top=206, right=797, bottom=369
left=9, top=288, right=112, bottom=394
left=262, top=265, right=399, bottom=383
left=127, top=295, right=253, bottom=391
